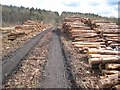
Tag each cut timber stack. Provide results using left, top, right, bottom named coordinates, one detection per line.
left=15, top=20, right=46, bottom=31
left=88, top=19, right=120, bottom=89
left=8, top=20, right=46, bottom=41
left=62, top=16, right=120, bottom=89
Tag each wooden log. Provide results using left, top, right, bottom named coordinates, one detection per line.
left=93, top=20, right=111, bottom=23
left=103, top=30, right=120, bottom=34
left=104, top=34, right=119, bottom=37
left=99, top=74, right=120, bottom=89
left=73, top=44, right=100, bottom=48
left=72, top=42, right=101, bottom=45
left=96, top=22, right=116, bottom=25
left=71, top=26, right=91, bottom=30
left=89, top=54, right=117, bottom=58
left=74, top=37, right=98, bottom=42
left=110, top=43, right=120, bottom=46
left=75, top=34, right=99, bottom=38
left=102, top=70, right=120, bottom=75
left=71, top=33, right=98, bottom=38
left=106, top=39, right=120, bottom=42
left=88, top=49, right=120, bottom=55
left=89, top=57, right=120, bottom=67
left=8, top=32, right=25, bottom=41
left=105, top=64, right=120, bottom=70
left=70, top=30, right=95, bottom=33
left=71, top=32, right=97, bottom=36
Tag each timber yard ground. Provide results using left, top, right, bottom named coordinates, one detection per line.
left=1, top=16, right=120, bottom=90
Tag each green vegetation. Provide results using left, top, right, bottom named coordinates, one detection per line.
left=1, top=4, right=118, bottom=27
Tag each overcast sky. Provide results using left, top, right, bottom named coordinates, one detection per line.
left=0, top=0, right=119, bottom=18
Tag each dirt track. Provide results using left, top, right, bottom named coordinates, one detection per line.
left=3, top=29, right=71, bottom=88
left=42, top=30, right=70, bottom=88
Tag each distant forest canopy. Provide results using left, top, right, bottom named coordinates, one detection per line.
left=1, top=4, right=118, bottom=27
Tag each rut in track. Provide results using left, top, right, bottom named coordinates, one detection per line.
left=42, top=30, right=70, bottom=88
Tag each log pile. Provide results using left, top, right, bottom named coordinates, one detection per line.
left=62, top=16, right=120, bottom=89
left=15, top=20, right=46, bottom=31
left=8, top=20, right=46, bottom=41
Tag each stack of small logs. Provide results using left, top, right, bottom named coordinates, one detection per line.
left=15, top=20, right=46, bottom=31
left=62, top=16, right=120, bottom=89
left=8, top=20, right=46, bottom=41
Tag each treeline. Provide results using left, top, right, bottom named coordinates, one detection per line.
left=61, top=11, right=118, bottom=24
left=2, top=5, right=60, bottom=26
left=1, top=4, right=118, bottom=27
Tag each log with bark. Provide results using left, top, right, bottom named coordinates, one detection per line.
left=74, top=37, right=98, bottom=42
left=89, top=54, right=117, bottom=58
left=8, top=32, right=26, bottom=41
left=104, top=34, right=120, bottom=37
left=89, top=57, right=120, bottom=67
left=105, top=64, right=120, bottom=70
left=73, top=44, right=100, bottom=48
left=70, top=33, right=98, bottom=38
left=88, top=49, right=120, bottom=55
left=72, top=42, right=101, bottom=45
left=71, top=26, right=91, bottom=30
left=102, top=70, right=120, bottom=75
left=69, top=29, right=95, bottom=33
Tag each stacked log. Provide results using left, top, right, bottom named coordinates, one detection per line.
left=15, top=20, right=46, bottom=31
left=9, top=20, right=47, bottom=41
left=87, top=19, right=120, bottom=89
left=62, top=16, right=120, bottom=89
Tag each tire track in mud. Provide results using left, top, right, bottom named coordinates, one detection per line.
left=42, top=29, right=70, bottom=88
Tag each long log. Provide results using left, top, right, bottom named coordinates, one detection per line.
left=71, top=32, right=96, bottom=35
left=72, top=42, right=101, bottom=45
left=89, top=54, right=117, bottom=58
left=110, top=43, right=120, bottom=47
left=102, top=70, right=120, bottom=75
left=74, top=37, right=98, bottom=42
left=106, top=36, right=120, bottom=39
left=93, top=20, right=111, bottom=23
left=70, top=29, right=95, bottom=32
left=103, top=30, right=120, bottom=34
left=89, top=57, right=120, bottom=67
left=106, top=39, right=120, bottom=42
left=104, top=34, right=119, bottom=37
left=96, top=22, right=116, bottom=25
left=105, top=64, right=120, bottom=70
left=71, top=26, right=91, bottom=30
left=73, top=44, right=100, bottom=48
left=71, top=34, right=98, bottom=38
left=99, top=74, right=120, bottom=89
left=88, top=49, right=120, bottom=55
